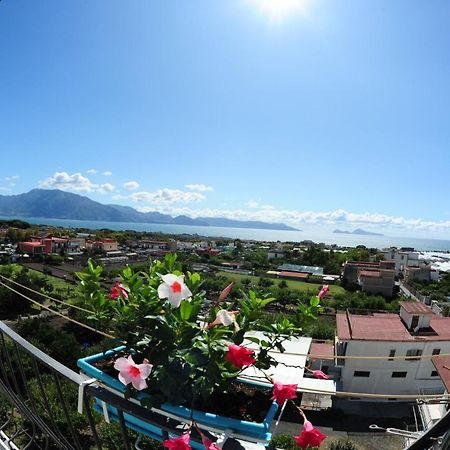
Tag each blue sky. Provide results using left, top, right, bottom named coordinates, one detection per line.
left=1, top=0, right=449, bottom=237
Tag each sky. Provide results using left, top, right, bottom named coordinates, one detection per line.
left=0, top=0, right=450, bottom=238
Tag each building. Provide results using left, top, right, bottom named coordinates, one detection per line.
left=277, top=263, right=324, bottom=276
left=405, top=263, right=439, bottom=282
left=278, top=271, right=310, bottom=281
left=86, top=239, right=119, bottom=252
left=382, top=247, right=420, bottom=275
left=335, top=302, right=450, bottom=398
left=342, top=260, right=395, bottom=297
left=18, top=241, right=46, bottom=256
left=18, top=235, right=69, bottom=256
left=358, top=268, right=395, bottom=297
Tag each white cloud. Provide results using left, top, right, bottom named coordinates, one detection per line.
left=136, top=203, right=450, bottom=234
left=39, top=171, right=115, bottom=194
left=0, top=187, right=11, bottom=193
left=103, top=171, right=113, bottom=176
left=86, top=169, right=98, bottom=175
left=124, top=181, right=140, bottom=191
left=185, top=184, right=214, bottom=192
left=247, top=201, right=259, bottom=209
left=5, top=175, right=19, bottom=181
left=123, top=188, right=206, bottom=205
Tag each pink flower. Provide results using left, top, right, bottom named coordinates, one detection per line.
left=113, top=355, right=153, bottom=390
left=318, top=285, right=329, bottom=300
left=201, top=436, right=221, bottom=450
left=110, top=282, right=129, bottom=300
left=218, top=282, right=234, bottom=302
left=312, top=370, right=330, bottom=380
left=208, top=310, right=237, bottom=328
left=157, top=274, right=192, bottom=307
left=293, top=421, right=327, bottom=449
left=225, top=344, right=256, bottom=369
left=271, top=382, right=297, bottom=406
left=163, top=433, right=191, bottom=450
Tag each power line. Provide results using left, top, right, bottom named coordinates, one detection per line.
left=2, top=275, right=449, bottom=361
left=0, top=273, right=95, bottom=315
left=0, top=280, right=115, bottom=340
left=2, top=279, right=450, bottom=401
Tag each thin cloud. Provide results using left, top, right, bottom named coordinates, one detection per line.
left=185, top=184, right=214, bottom=192
left=103, top=171, right=113, bottom=176
left=5, top=175, right=19, bottom=181
left=86, top=169, right=98, bottom=175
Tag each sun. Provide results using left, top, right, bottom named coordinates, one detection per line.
left=247, top=0, right=308, bottom=24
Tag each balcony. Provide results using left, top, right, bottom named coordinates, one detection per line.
left=0, top=317, right=450, bottom=450
left=0, top=319, right=275, bottom=450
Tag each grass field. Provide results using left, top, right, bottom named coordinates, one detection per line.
left=216, top=271, right=345, bottom=295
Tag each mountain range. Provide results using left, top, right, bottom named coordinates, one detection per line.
left=0, top=189, right=298, bottom=231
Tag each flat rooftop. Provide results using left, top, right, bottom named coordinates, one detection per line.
left=400, top=301, right=435, bottom=315
left=337, top=312, right=450, bottom=342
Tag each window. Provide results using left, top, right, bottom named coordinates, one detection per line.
left=406, top=349, right=422, bottom=361
left=431, top=371, right=439, bottom=377
left=432, top=349, right=441, bottom=356
left=388, top=349, right=396, bottom=360
left=354, top=371, right=370, bottom=377
left=392, top=372, right=407, bottom=378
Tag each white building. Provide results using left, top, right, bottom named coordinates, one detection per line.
left=382, top=247, right=420, bottom=275
left=335, top=301, right=450, bottom=398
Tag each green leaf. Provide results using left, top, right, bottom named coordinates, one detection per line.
left=180, top=301, right=194, bottom=321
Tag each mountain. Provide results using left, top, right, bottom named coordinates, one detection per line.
left=0, top=189, right=298, bottom=231
left=333, top=228, right=384, bottom=236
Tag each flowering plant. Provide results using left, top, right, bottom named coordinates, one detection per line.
left=76, top=254, right=322, bottom=411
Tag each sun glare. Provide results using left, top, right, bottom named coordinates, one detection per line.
left=248, top=0, right=307, bottom=24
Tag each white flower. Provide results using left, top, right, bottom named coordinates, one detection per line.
left=157, top=274, right=192, bottom=307
left=208, top=309, right=239, bottom=329
left=215, top=309, right=235, bottom=326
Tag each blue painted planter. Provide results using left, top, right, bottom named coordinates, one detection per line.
left=77, top=348, right=278, bottom=447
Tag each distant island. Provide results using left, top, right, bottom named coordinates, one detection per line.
left=333, top=228, right=384, bottom=236
left=0, top=189, right=299, bottom=232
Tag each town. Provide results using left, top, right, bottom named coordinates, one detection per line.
left=1, top=219, right=450, bottom=449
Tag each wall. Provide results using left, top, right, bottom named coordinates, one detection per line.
left=339, top=340, right=448, bottom=397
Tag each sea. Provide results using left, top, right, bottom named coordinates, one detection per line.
left=4, top=216, right=450, bottom=252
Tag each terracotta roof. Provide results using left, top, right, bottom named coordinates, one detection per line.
left=359, top=270, right=381, bottom=278
left=400, top=301, right=435, bottom=315
left=432, top=356, right=450, bottom=392
left=337, top=311, right=450, bottom=342
left=278, top=271, right=309, bottom=279
left=429, top=318, right=450, bottom=340
left=20, top=241, right=45, bottom=247
left=336, top=314, right=351, bottom=340
left=309, top=342, right=334, bottom=360
left=348, top=314, right=412, bottom=341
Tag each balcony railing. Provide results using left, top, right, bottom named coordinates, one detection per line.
left=0, top=320, right=258, bottom=450
left=1, top=317, right=450, bottom=450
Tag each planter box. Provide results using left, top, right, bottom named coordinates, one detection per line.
left=77, top=348, right=278, bottom=447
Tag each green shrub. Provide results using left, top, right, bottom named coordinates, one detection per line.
left=328, top=439, right=359, bottom=450
left=270, top=434, right=299, bottom=450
